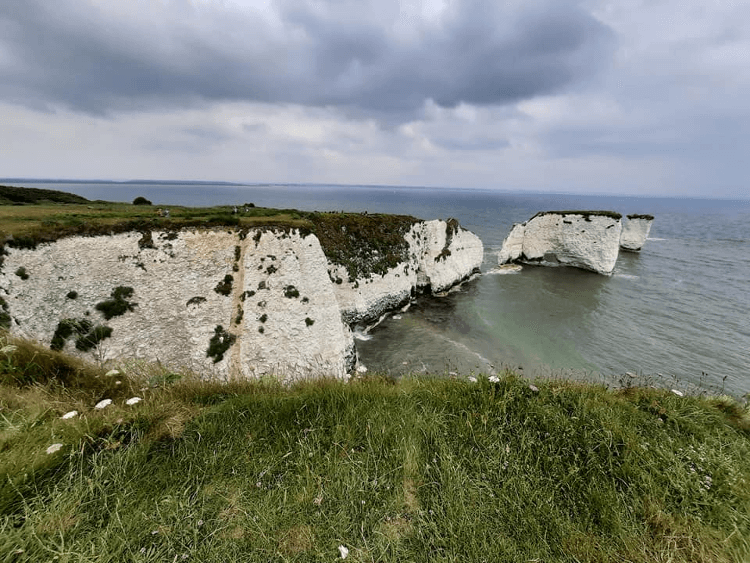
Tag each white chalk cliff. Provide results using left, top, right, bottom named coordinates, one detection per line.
left=333, top=219, right=484, bottom=327
left=0, top=220, right=482, bottom=381
left=497, top=211, right=623, bottom=275
left=620, top=214, right=654, bottom=252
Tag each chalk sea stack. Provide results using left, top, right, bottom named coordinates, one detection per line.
left=620, top=214, right=655, bottom=252
left=497, top=211, right=623, bottom=275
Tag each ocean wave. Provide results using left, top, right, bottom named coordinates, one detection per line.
left=486, top=264, right=522, bottom=275
left=614, top=274, right=640, bottom=280
left=647, top=237, right=667, bottom=241
left=353, top=330, right=373, bottom=341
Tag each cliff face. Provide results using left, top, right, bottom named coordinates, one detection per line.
left=497, top=211, right=623, bottom=275
left=620, top=215, right=654, bottom=252
left=0, top=220, right=482, bottom=381
left=332, top=219, right=484, bottom=327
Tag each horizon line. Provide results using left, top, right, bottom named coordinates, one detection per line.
left=1, top=178, right=748, bottom=202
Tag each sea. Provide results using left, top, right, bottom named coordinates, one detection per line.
left=13, top=181, right=750, bottom=396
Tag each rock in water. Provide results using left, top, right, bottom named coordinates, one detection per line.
left=620, top=214, right=654, bottom=252
left=497, top=211, right=623, bottom=275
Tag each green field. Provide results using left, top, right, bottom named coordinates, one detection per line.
left=1, top=335, right=749, bottom=563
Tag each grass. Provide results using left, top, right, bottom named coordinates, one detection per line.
left=532, top=211, right=623, bottom=221
left=0, top=186, right=419, bottom=280
left=0, top=185, right=90, bottom=205
left=1, top=335, right=749, bottom=562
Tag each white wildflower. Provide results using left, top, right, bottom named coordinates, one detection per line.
left=105, top=369, right=120, bottom=377
left=356, top=364, right=367, bottom=374
left=46, top=443, right=63, bottom=455
left=488, top=375, right=500, bottom=383
left=529, top=384, right=539, bottom=393
left=671, top=389, right=684, bottom=397
left=338, top=545, right=349, bottom=559
left=468, top=376, right=477, bottom=383
left=125, top=397, right=142, bottom=406
left=0, top=345, right=17, bottom=354
left=61, top=410, right=78, bottom=420
left=94, top=399, right=112, bottom=410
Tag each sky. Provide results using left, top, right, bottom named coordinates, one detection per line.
left=1, top=0, right=748, bottom=198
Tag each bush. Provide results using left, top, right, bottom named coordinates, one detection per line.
left=95, top=286, right=137, bottom=320
left=75, top=325, right=113, bottom=352
left=284, top=285, right=300, bottom=299
left=206, top=325, right=236, bottom=363
left=50, top=318, right=92, bottom=351
left=132, top=196, right=152, bottom=205
left=214, top=275, right=233, bottom=296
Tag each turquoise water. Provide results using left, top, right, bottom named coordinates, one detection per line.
left=16, top=181, right=750, bottom=395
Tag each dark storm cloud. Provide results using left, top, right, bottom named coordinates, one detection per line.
left=0, top=0, right=614, bottom=119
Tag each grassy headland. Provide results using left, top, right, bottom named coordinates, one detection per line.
left=0, top=185, right=417, bottom=280
left=1, top=335, right=749, bottom=563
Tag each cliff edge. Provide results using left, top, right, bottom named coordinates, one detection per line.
left=0, top=217, right=482, bottom=381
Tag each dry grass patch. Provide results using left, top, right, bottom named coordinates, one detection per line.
left=279, top=524, right=315, bottom=555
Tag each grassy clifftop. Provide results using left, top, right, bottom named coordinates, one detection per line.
left=0, top=185, right=90, bottom=205
left=531, top=210, right=623, bottom=221
left=0, top=186, right=418, bottom=280
left=1, top=335, right=749, bottom=563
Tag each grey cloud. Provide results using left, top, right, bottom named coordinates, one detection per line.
left=0, top=0, right=614, bottom=120
left=242, top=123, right=268, bottom=134
left=432, top=137, right=510, bottom=152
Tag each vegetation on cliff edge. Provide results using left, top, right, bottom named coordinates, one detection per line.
left=1, top=334, right=749, bottom=563
left=532, top=210, right=623, bottom=221
left=0, top=185, right=418, bottom=280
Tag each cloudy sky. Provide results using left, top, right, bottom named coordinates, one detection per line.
left=1, top=0, right=748, bottom=197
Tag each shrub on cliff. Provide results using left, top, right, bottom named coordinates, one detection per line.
left=95, top=286, right=137, bottom=320
left=132, top=196, right=152, bottom=205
